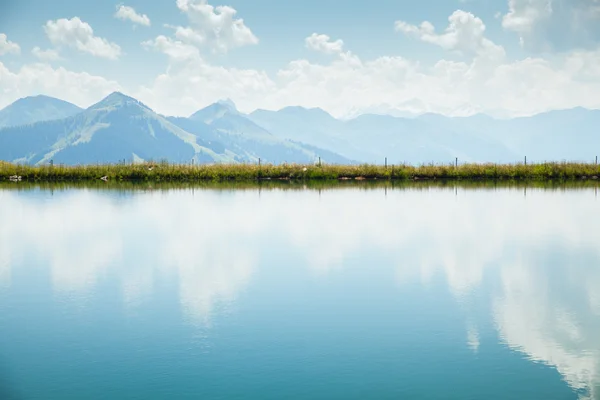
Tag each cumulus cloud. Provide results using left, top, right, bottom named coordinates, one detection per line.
left=5, top=8, right=600, bottom=120
left=31, top=46, right=61, bottom=61
left=171, top=0, right=258, bottom=53
left=0, top=61, right=121, bottom=109
left=139, top=35, right=274, bottom=115
left=136, top=27, right=600, bottom=120
left=114, top=5, right=151, bottom=27
left=44, top=17, right=122, bottom=59
left=395, top=10, right=505, bottom=60
left=305, top=33, right=344, bottom=55
left=142, top=35, right=201, bottom=62
left=502, top=0, right=600, bottom=51
left=0, top=33, right=20, bottom=55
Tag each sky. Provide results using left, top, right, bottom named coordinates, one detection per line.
left=0, top=0, right=600, bottom=118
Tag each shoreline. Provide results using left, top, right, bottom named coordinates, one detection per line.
left=1, top=162, right=600, bottom=182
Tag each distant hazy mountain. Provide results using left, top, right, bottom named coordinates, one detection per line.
left=248, top=107, right=516, bottom=164
left=416, top=109, right=600, bottom=163
left=248, top=105, right=600, bottom=164
left=248, top=106, right=367, bottom=161
left=489, top=108, right=600, bottom=163
left=189, top=99, right=239, bottom=124
left=171, top=101, right=352, bottom=164
left=0, top=95, right=83, bottom=129
left=344, top=113, right=517, bottom=164
left=249, top=106, right=343, bottom=144
left=342, top=104, right=422, bottom=120
left=0, top=92, right=231, bottom=165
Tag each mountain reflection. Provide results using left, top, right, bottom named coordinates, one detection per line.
left=1, top=185, right=599, bottom=397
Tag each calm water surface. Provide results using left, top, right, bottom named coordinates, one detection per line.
left=1, top=184, right=599, bottom=399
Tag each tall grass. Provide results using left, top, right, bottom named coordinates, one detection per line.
left=1, top=161, right=600, bottom=182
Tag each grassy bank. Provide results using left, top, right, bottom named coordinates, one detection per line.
left=1, top=161, right=600, bottom=182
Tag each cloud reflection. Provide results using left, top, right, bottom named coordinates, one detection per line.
left=263, top=186, right=600, bottom=397
left=1, top=184, right=600, bottom=398
left=0, top=189, right=264, bottom=323
left=494, top=254, right=600, bottom=399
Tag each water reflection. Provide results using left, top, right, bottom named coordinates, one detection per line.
left=494, top=251, right=600, bottom=399
left=466, top=320, right=480, bottom=354
left=1, top=184, right=599, bottom=398
left=0, top=189, right=262, bottom=323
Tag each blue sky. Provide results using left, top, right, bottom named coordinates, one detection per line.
left=1, top=0, right=514, bottom=78
left=1, top=0, right=599, bottom=118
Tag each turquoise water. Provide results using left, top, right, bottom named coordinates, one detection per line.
left=1, top=184, right=599, bottom=399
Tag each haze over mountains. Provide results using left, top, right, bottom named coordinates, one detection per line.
left=0, top=92, right=598, bottom=165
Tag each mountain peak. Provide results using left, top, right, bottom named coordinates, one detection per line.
left=5, top=94, right=78, bottom=109
left=104, top=91, right=132, bottom=100
left=274, top=106, right=336, bottom=122
left=98, top=91, right=138, bottom=104
left=216, top=98, right=237, bottom=111
left=189, top=100, right=240, bottom=123
left=280, top=105, right=308, bottom=113
left=15, top=94, right=57, bottom=103
left=280, top=105, right=330, bottom=115
left=0, top=94, right=83, bottom=128
left=87, top=92, right=152, bottom=112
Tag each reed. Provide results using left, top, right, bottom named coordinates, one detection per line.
left=1, top=161, right=599, bottom=182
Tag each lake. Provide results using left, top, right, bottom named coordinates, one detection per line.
left=1, top=182, right=599, bottom=399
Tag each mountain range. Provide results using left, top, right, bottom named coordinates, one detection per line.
left=0, top=93, right=350, bottom=165
left=0, top=92, right=598, bottom=165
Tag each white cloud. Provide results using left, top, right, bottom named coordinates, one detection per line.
left=305, top=33, right=344, bottom=55
left=139, top=35, right=275, bottom=116
left=137, top=28, right=600, bottom=120
left=0, top=61, right=121, bottom=110
left=395, top=10, right=505, bottom=60
left=170, top=25, right=206, bottom=46
left=502, top=0, right=551, bottom=34
left=114, top=5, right=151, bottom=27
left=142, top=35, right=201, bottom=62
left=172, top=0, right=258, bottom=53
left=502, top=0, right=600, bottom=51
left=5, top=9, right=600, bottom=120
left=0, top=33, right=20, bottom=55
left=139, top=9, right=563, bottom=118
left=31, top=46, right=61, bottom=61
left=44, top=17, right=122, bottom=59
